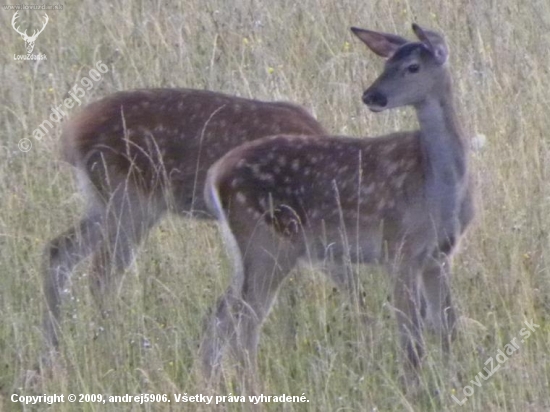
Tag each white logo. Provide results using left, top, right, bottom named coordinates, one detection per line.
left=12, top=11, right=48, bottom=54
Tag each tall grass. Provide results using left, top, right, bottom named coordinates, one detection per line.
left=1, top=0, right=550, bottom=410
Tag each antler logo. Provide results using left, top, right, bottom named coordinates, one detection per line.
left=12, top=11, right=49, bottom=54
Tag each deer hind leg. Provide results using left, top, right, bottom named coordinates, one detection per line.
left=420, top=254, right=456, bottom=353
left=88, top=186, right=164, bottom=313
left=201, top=224, right=300, bottom=388
left=43, top=212, right=104, bottom=349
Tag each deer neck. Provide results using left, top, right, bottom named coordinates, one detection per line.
left=414, top=73, right=467, bottom=214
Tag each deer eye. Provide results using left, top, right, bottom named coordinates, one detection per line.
left=407, top=64, right=420, bottom=73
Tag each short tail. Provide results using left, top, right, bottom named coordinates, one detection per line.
left=204, top=160, right=244, bottom=293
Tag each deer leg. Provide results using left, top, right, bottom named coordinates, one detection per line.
left=392, top=257, right=424, bottom=385
left=201, top=226, right=299, bottom=389
left=232, top=250, right=296, bottom=374
left=42, top=213, right=104, bottom=349
left=420, top=254, right=456, bottom=353
left=88, top=189, right=163, bottom=312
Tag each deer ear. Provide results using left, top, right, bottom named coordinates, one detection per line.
left=412, top=23, right=448, bottom=65
left=351, top=27, right=408, bottom=58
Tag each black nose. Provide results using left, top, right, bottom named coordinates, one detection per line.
left=362, top=90, right=387, bottom=107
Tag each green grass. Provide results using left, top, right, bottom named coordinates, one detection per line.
left=1, top=0, right=550, bottom=410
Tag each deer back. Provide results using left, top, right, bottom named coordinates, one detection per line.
left=208, top=132, right=433, bottom=260
left=61, top=88, right=325, bottom=213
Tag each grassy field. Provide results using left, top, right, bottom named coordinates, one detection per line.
left=1, top=0, right=550, bottom=410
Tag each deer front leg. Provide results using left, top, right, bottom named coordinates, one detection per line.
left=392, top=258, right=424, bottom=387
left=420, top=254, right=456, bottom=353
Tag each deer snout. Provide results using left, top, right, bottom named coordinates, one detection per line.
left=362, top=89, right=387, bottom=111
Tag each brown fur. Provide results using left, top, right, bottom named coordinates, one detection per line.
left=42, top=88, right=325, bottom=351
left=201, top=24, right=474, bottom=389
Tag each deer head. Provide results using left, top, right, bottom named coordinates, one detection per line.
left=351, top=24, right=449, bottom=112
left=12, top=11, right=49, bottom=54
